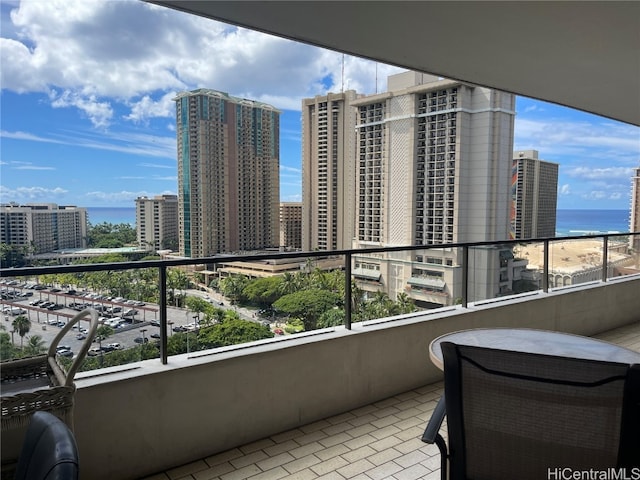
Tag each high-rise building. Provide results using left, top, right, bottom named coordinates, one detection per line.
left=350, top=71, right=516, bottom=306
left=174, top=89, right=280, bottom=258
left=0, top=203, right=87, bottom=254
left=301, top=91, right=360, bottom=251
left=279, top=202, right=302, bottom=250
left=630, top=167, right=640, bottom=250
left=136, top=195, right=179, bottom=251
left=510, top=150, right=559, bottom=239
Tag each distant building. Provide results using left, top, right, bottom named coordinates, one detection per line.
left=349, top=71, right=516, bottom=306
left=631, top=167, right=640, bottom=250
left=174, top=89, right=280, bottom=258
left=511, top=150, right=559, bottom=239
left=0, top=203, right=87, bottom=254
left=302, top=90, right=360, bottom=251
left=136, top=195, right=179, bottom=251
left=279, top=202, right=302, bottom=250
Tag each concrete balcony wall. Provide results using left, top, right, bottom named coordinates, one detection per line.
left=3, top=276, right=639, bottom=479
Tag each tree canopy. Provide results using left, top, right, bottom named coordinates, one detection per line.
left=273, top=288, right=341, bottom=330
left=198, top=318, right=273, bottom=348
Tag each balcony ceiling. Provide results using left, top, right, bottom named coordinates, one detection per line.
left=151, top=1, right=640, bottom=126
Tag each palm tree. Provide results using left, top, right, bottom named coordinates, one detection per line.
left=11, top=315, right=31, bottom=349
left=95, top=325, right=114, bottom=351
left=23, top=335, right=47, bottom=356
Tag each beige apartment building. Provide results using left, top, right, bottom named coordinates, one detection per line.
left=136, top=195, right=178, bottom=252
left=174, top=89, right=280, bottom=258
left=349, top=71, right=516, bottom=307
left=301, top=90, right=360, bottom=251
left=0, top=203, right=87, bottom=254
left=511, top=150, right=559, bottom=239
left=279, top=202, right=302, bottom=250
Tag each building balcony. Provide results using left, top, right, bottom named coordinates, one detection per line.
left=2, top=237, right=640, bottom=479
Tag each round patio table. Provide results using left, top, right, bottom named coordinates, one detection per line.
left=429, top=327, right=640, bottom=370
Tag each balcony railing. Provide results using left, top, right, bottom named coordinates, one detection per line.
left=1, top=232, right=638, bottom=367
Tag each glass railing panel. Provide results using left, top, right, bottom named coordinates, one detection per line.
left=606, top=233, right=640, bottom=280
left=2, top=233, right=639, bottom=366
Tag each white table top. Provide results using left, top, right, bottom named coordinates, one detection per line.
left=429, top=328, right=640, bottom=370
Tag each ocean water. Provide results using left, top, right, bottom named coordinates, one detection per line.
left=87, top=207, right=136, bottom=226
left=85, top=207, right=632, bottom=235
left=556, top=209, right=630, bottom=236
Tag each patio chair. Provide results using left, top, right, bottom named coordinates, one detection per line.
left=421, top=342, right=640, bottom=480
left=14, top=411, right=79, bottom=480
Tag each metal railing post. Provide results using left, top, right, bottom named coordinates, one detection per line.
left=542, top=239, right=549, bottom=292
left=461, top=246, right=468, bottom=308
left=159, top=265, right=168, bottom=364
left=602, top=236, right=609, bottom=282
left=345, top=252, right=352, bottom=330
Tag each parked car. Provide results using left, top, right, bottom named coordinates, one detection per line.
left=76, top=333, right=87, bottom=340
left=150, top=333, right=161, bottom=339
left=87, top=347, right=104, bottom=356
left=106, top=343, right=123, bottom=350
left=172, top=325, right=188, bottom=333
left=150, top=320, right=160, bottom=327
left=57, top=350, right=74, bottom=358
left=134, top=337, right=149, bottom=344
left=56, top=345, right=71, bottom=353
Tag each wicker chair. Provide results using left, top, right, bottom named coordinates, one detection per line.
left=422, top=342, right=640, bottom=480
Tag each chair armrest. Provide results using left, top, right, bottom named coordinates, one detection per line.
left=421, top=395, right=446, bottom=444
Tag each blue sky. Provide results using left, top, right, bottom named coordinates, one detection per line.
left=1, top=1, right=639, bottom=210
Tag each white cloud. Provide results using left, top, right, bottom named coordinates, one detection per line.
left=280, top=165, right=301, bottom=174
left=85, top=190, right=149, bottom=203
left=566, top=166, right=635, bottom=181
left=0, top=185, right=68, bottom=202
left=1, top=128, right=175, bottom=159
left=14, top=165, right=55, bottom=171
left=1, top=0, right=401, bottom=126
left=559, top=184, right=571, bottom=195
left=50, top=89, right=113, bottom=128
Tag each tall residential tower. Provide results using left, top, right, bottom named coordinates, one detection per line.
left=511, top=150, right=559, bottom=239
left=174, top=89, right=280, bottom=258
left=136, top=195, right=178, bottom=251
left=302, top=91, right=359, bottom=251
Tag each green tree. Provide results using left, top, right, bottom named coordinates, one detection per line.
left=23, top=335, right=47, bottom=356
left=167, top=269, right=190, bottom=307
left=95, top=325, right=114, bottom=351
left=395, top=292, right=417, bottom=315
left=198, top=318, right=273, bottom=348
left=317, top=308, right=345, bottom=328
left=273, top=289, right=341, bottom=330
left=0, top=330, right=19, bottom=361
left=12, top=315, right=31, bottom=349
left=242, top=276, right=283, bottom=307
left=219, top=275, right=249, bottom=304
left=167, top=331, right=201, bottom=355
left=87, top=222, right=136, bottom=248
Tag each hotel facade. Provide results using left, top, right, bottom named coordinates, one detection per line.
left=349, top=71, right=517, bottom=306
left=174, top=89, right=280, bottom=258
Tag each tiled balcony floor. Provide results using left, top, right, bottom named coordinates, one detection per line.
left=144, top=322, right=640, bottom=480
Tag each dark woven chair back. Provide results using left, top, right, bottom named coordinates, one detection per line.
left=441, top=342, right=637, bottom=480
left=14, top=411, right=79, bottom=480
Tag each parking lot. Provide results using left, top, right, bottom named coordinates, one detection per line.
left=1, top=280, right=199, bottom=358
